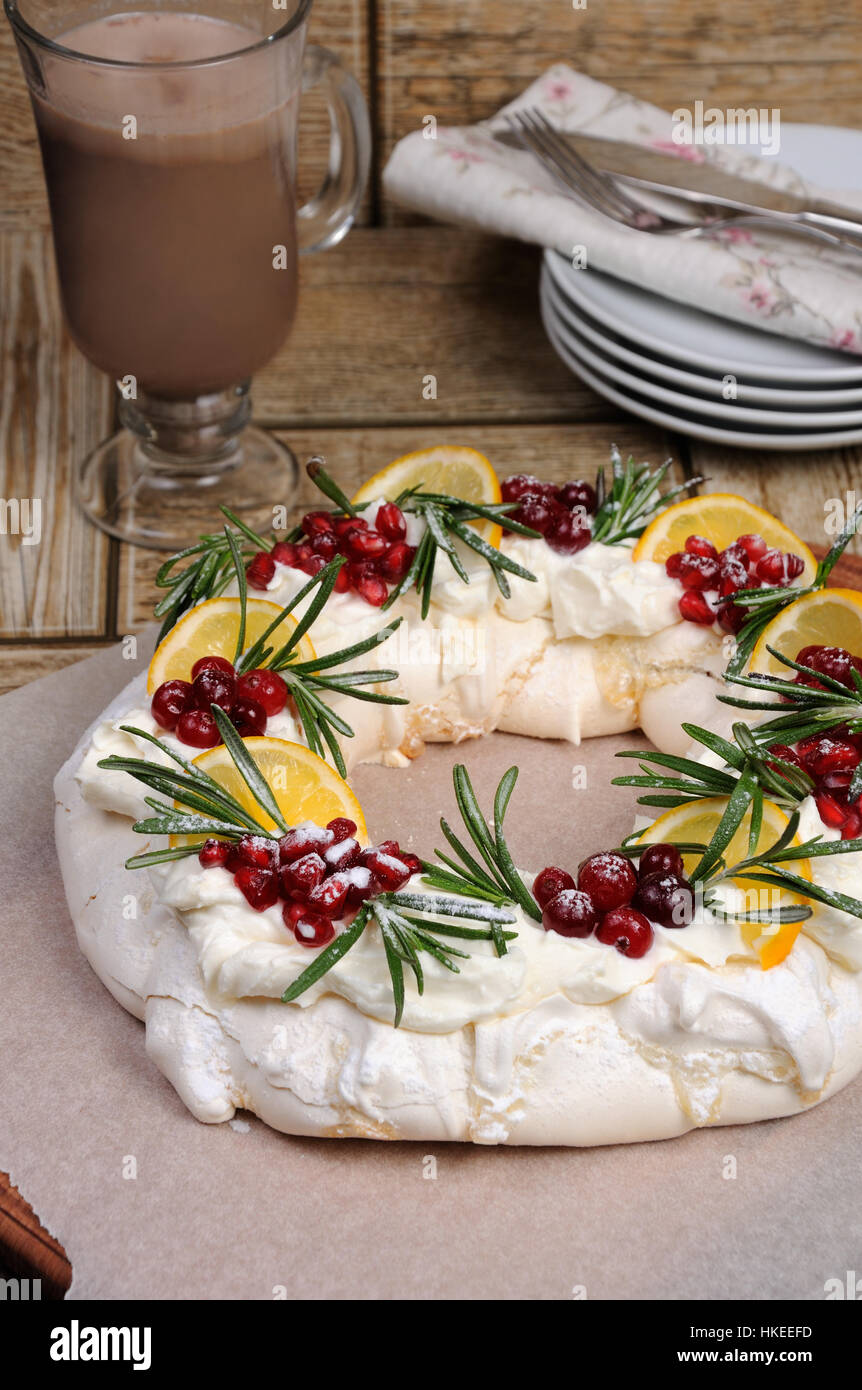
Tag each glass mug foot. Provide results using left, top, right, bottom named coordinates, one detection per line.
left=77, top=385, right=298, bottom=550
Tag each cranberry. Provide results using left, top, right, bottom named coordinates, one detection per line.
left=577, top=852, right=637, bottom=911
left=378, top=543, right=416, bottom=583
left=236, top=668, right=288, bottom=717
left=735, top=533, right=767, bottom=564
left=176, top=708, right=221, bottom=748
left=344, top=527, right=388, bottom=561
left=229, top=697, right=267, bottom=737
left=281, top=851, right=326, bottom=900
left=678, top=590, right=715, bottom=625
left=198, top=839, right=231, bottom=869
left=796, top=645, right=854, bottom=688
left=558, top=480, right=597, bottom=515
left=191, top=655, right=235, bottom=680
left=542, top=888, right=599, bottom=938
left=227, top=835, right=275, bottom=870
left=363, top=848, right=412, bottom=891
left=545, top=509, right=591, bottom=555
left=307, top=874, right=350, bottom=918
left=633, top=872, right=694, bottom=928
left=533, top=865, right=576, bottom=908
left=684, top=534, right=718, bottom=560
left=513, top=494, right=559, bottom=535
left=327, top=816, right=358, bottom=842
left=815, top=791, right=849, bottom=830
left=271, top=540, right=298, bottom=567
left=755, top=549, right=804, bottom=586
left=595, top=906, right=654, bottom=958
left=246, top=551, right=276, bottom=590
left=234, top=865, right=279, bottom=912
left=291, top=911, right=336, bottom=947
left=638, top=842, right=684, bottom=880
left=356, top=575, right=389, bottom=607
left=278, top=823, right=334, bottom=863
left=301, top=510, right=335, bottom=537
left=151, top=679, right=194, bottom=731
left=376, top=503, right=407, bottom=541
left=677, top=553, right=720, bottom=591
left=501, top=473, right=545, bottom=503
left=192, top=666, right=237, bottom=712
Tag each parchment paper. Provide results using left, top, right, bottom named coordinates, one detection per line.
left=1, top=638, right=860, bottom=1300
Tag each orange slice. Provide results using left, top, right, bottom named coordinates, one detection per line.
left=633, top=492, right=817, bottom=585
left=748, top=587, right=862, bottom=677
left=351, top=445, right=503, bottom=548
left=148, top=597, right=316, bottom=694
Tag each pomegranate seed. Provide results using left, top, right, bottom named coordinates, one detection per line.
left=291, top=911, right=336, bottom=947
left=577, top=852, right=638, bottom=911
left=227, top=835, right=275, bottom=871
left=334, top=515, right=367, bottom=537
left=820, top=770, right=853, bottom=792
left=678, top=553, right=720, bottom=591
left=684, top=534, right=718, bottom=560
left=191, top=655, right=234, bottom=679
left=638, top=843, right=684, bottom=880
left=595, top=906, right=654, bottom=958
left=735, top=533, right=767, bottom=564
left=722, top=540, right=755, bottom=572
left=806, top=738, right=860, bottom=777
left=198, top=839, right=231, bottom=869
left=545, top=509, right=591, bottom=555
left=356, top=575, right=389, bottom=607
left=327, top=817, right=358, bottom=842
left=558, top=480, right=598, bottom=515
left=278, top=823, right=334, bottom=863
left=756, top=549, right=799, bottom=586
left=344, top=527, right=388, bottom=561
left=283, top=901, right=306, bottom=925
left=363, top=849, right=411, bottom=891
left=333, top=565, right=353, bottom=593
left=323, top=836, right=362, bottom=871
left=246, top=551, right=276, bottom=590
left=841, top=809, right=862, bottom=840
left=236, top=668, right=288, bottom=717
left=665, top=551, right=686, bottom=578
left=533, top=865, right=576, bottom=908
left=718, top=601, right=747, bottom=635
left=295, top=542, right=313, bottom=565
left=176, top=708, right=221, bottom=748
left=632, top=872, right=694, bottom=928
left=766, top=743, right=804, bottom=778
left=234, top=866, right=279, bottom=912
left=375, top=839, right=400, bottom=856
left=542, top=889, right=598, bottom=938
left=678, top=590, right=715, bottom=625
left=301, top=511, right=335, bottom=537
left=375, top=503, right=407, bottom=541
left=271, top=540, right=298, bottom=567
left=400, top=853, right=423, bottom=876
left=281, top=852, right=326, bottom=901
left=192, top=666, right=237, bottom=712
left=718, top=556, right=749, bottom=595
left=297, top=553, right=327, bottom=576
left=378, top=542, right=416, bottom=583
left=311, top=531, right=339, bottom=561
left=349, top=559, right=380, bottom=585
left=344, top=866, right=374, bottom=908
left=815, top=791, right=849, bottom=830
left=307, top=874, right=350, bottom=918
left=151, top=679, right=194, bottom=731
left=229, top=697, right=267, bottom=737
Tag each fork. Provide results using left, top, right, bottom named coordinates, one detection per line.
left=507, top=108, right=862, bottom=256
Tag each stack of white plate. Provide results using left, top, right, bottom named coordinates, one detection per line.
left=540, top=124, right=862, bottom=450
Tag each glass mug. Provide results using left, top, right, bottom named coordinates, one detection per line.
left=5, top=0, right=370, bottom=548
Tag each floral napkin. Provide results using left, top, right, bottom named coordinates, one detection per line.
left=383, top=64, right=862, bottom=355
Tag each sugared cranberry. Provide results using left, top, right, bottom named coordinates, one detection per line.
left=558, top=480, right=598, bottom=515
left=533, top=865, right=576, bottom=908
left=501, top=473, right=545, bottom=503
left=278, top=823, right=334, bottom=863
left=356, top=575, right=389, bottom=607
left=327, top=816, right=358, bottom=842
left=307, top=874, right=350, bottom=918
left=229, top=697, right=267, bottom=737
left=176, top=708, right=221, bottom=748
left=271, top=540, right=298, bottom=567
left=595, top=906, right=654, bottom=958
left=577, top=852, right=637, bottom=911
left=633, top=872, right=694, bottom=928
left=227, top=835, right=275, bottom=871
left=638, top=842, right=684, bottom=880
left=513, top=494, right=559, bottom=535
left=545, top=509, right=591, bottom=555
left=755, top=549, right=804, bottom=586
left=677, top=553, right=720, bottom=591
left=192, top=666, right=237, bottom=712
left=363, top=848, right=411, bottom=891
left=301, top=511, right=335, bottom=537
left=376, top=503, right=407, bottom=541
left=236, top=668, right=288, bottom=717
left=151, top=679, right=194, bottom=731
left=542, top=888, right=599, bottom=938
left=234, top=865, right=279, bottom=912
left=678, top=590, right=715, bottom=625
left=191, top=655, right=235, bottom=680
left=795, top=645, right=854, bottom=689
left=378, top=543, right=415, bottom=583
left=246, top=551, right=276, bottom=590
left=684, top=534, right=718, bottom=560
left=291, top=911, right=336, bottom=948
left=198, top=839, right=231, bottom=869
left=281, top=851, right=326, bottom=901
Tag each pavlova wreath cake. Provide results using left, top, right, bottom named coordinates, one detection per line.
left=55, top=447, right=862, bottom=1144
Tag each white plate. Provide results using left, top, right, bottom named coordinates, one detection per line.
left=545, top=123, right=862, bottom=386
left=541, top=269, right=862, bottom=428
left=545, top=252, right=862, bottom=407
left=540, top=290, right=862, bottom=449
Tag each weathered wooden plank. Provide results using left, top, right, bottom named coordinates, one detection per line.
left=254, top=228, right=611, bottom=425
left=0, top=3, right=372, bottom=231
left=117, top=419, right=681, bottom=630
left=0, top=229, right=113, bottom=639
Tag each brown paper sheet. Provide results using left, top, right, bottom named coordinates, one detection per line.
left=1, top=637, right=860, bottom=1300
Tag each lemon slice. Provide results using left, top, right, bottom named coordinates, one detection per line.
left=148, top=597, right=316, bottom=694
left=637, top=796, right=811, bottom=968
left=351, top=445, right=503, bottom=548
left=748, top=587, right=862, bottom=678
left=633, top=492, right=817, bottom=585
left=178, top=737, right=368, bottom=843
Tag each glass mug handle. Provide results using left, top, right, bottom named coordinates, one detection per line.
left=297, top=43, right=371, bottom=254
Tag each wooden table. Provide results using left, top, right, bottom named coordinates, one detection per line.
left=3, top=0, right=862, bottom=1298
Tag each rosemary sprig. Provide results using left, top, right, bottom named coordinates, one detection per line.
left=591, top=446, right=702, bottom=545
left=153, top=508, right=272, bottom=640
